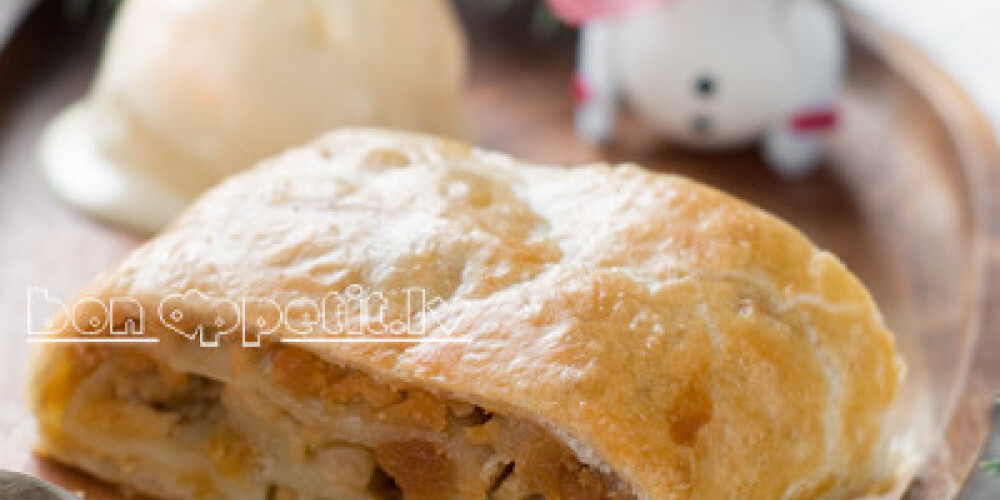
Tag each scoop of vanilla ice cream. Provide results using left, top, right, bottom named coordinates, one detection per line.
left=41, top=0, right=467, bottom=232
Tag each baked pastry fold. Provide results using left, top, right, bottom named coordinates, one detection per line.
left=31, top=129, right=903, bottom=500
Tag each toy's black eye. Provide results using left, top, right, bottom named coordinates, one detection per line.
left=695, top=75, right=716, bottom=97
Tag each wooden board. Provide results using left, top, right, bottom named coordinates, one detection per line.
left=0, top=2, right=996, bottom=499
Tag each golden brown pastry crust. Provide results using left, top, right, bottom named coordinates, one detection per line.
left=33, top=129, right=903, bottom=500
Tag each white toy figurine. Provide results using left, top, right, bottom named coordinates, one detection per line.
left=550, top=0, right=845, bottom=177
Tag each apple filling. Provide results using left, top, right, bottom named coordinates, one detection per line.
left=38, top=344, right=634, bottom=500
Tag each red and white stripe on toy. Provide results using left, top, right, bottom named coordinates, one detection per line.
left=546, top=0, right=667, bottom=25
left=789, top=105, right=839, bottom=133
left=572, top=73, right=592, bottom=105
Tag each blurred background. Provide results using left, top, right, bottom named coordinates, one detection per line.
left=0, top=1, right=997, bottom=499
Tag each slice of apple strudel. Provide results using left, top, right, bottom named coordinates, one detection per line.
left=30, top=129, right=904, bottom=500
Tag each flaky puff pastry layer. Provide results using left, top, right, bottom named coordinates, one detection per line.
left=32, top=129, right=903, bottom=500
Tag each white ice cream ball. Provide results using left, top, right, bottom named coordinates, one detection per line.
left=40, top=0, right=467, bottom=233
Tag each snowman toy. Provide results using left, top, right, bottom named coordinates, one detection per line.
left=551, top=0, right=845, bottom=177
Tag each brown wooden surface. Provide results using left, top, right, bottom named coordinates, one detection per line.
left=0, top=2, right=996, bottom=499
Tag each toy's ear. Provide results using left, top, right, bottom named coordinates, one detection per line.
left=546, top=0, right=667, bottom=25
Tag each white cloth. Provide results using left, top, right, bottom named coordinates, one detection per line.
left=843, top=0, right=1000, bottom=140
